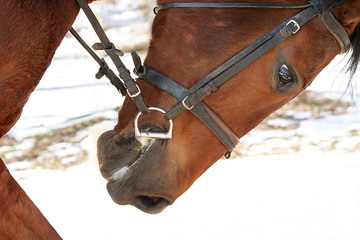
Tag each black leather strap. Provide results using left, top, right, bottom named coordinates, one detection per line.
left=141, top=66, right=189, bottom=100
left=320, top=10, right=351, bottom=53
left=140, top=7, right=310, bottom=150
left=141, top=66, right=239, bottom=151
left=154, top=2, right=312, bottom=14
left=162, top=7, right=317, bottom=120
left=69, top=27, right=127, bottom=96
left=72, top=0, right=350, bottom=155
left=308, top=0, right=350, bottom=53
left=308, top=0, right=336, bottom=14
left=138, top=2, right=351, bottom=153
left=75, top=0, right=150, bottom=114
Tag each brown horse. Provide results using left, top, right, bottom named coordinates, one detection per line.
left=0, top=0, right=93, bottom=238
left=97, top=0, right=360, bottom=214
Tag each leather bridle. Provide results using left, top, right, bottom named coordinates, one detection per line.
left=71, top=0, right=351, bottom=158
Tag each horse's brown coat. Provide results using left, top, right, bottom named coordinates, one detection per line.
left=0, top=160, right=61, bottom=239
left=0, top=0, right=93, bottom=238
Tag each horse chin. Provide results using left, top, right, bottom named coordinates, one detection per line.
left=97, top=130, right=174, bottom=214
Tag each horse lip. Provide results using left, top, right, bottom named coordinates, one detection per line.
left=133, top=196, right=171, bottom=214
left=107, top=183, right=173, bottom=213
left=106, top=172, right=174, bottom=214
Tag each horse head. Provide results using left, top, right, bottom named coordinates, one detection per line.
left=97, top=0, right=360, bottom=214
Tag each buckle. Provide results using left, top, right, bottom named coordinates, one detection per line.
left=287, top=20, right=300, bottom=34
left=182, top=96, right=194, bottom=110
left=127, top=84, right=141, bottom=98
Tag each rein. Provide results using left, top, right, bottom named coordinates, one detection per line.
left=71, top=0, right=350, bottom=158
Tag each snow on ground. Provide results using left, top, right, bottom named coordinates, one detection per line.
left=3, top=1, right=360, bottom=239
left=11, top=152, right=360, bottom=240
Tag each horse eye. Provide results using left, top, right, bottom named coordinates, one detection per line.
left=278, top=64, right=294, bottom=87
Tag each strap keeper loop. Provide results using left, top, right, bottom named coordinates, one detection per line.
left=92, top=42, right=124, bottom=56
left=95, top=58, right=109, bottom=79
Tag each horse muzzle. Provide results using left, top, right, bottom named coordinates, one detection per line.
left=97, top=129, right=175, bottom=214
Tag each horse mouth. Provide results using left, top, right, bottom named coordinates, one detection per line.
left=133, top=196, right=170, bottom=214
left=107, top=174, right=172, bottom=214
left=108, top=191, right=171, bottom=214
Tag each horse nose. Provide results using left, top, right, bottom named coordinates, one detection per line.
left=97, top=130, right=142, bottom=180
left=104, top=138, right=174, bottom=214
left=98, top=128, right=175, bottom=213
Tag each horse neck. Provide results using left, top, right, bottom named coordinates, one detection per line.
left=0, top=159, right=62, bottom=239
left=0, top=0, right=87, bottom=238
left=0, top=0, right=84, bottom=137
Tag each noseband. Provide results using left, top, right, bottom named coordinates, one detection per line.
left=72, top=0, right=350, bottom=158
